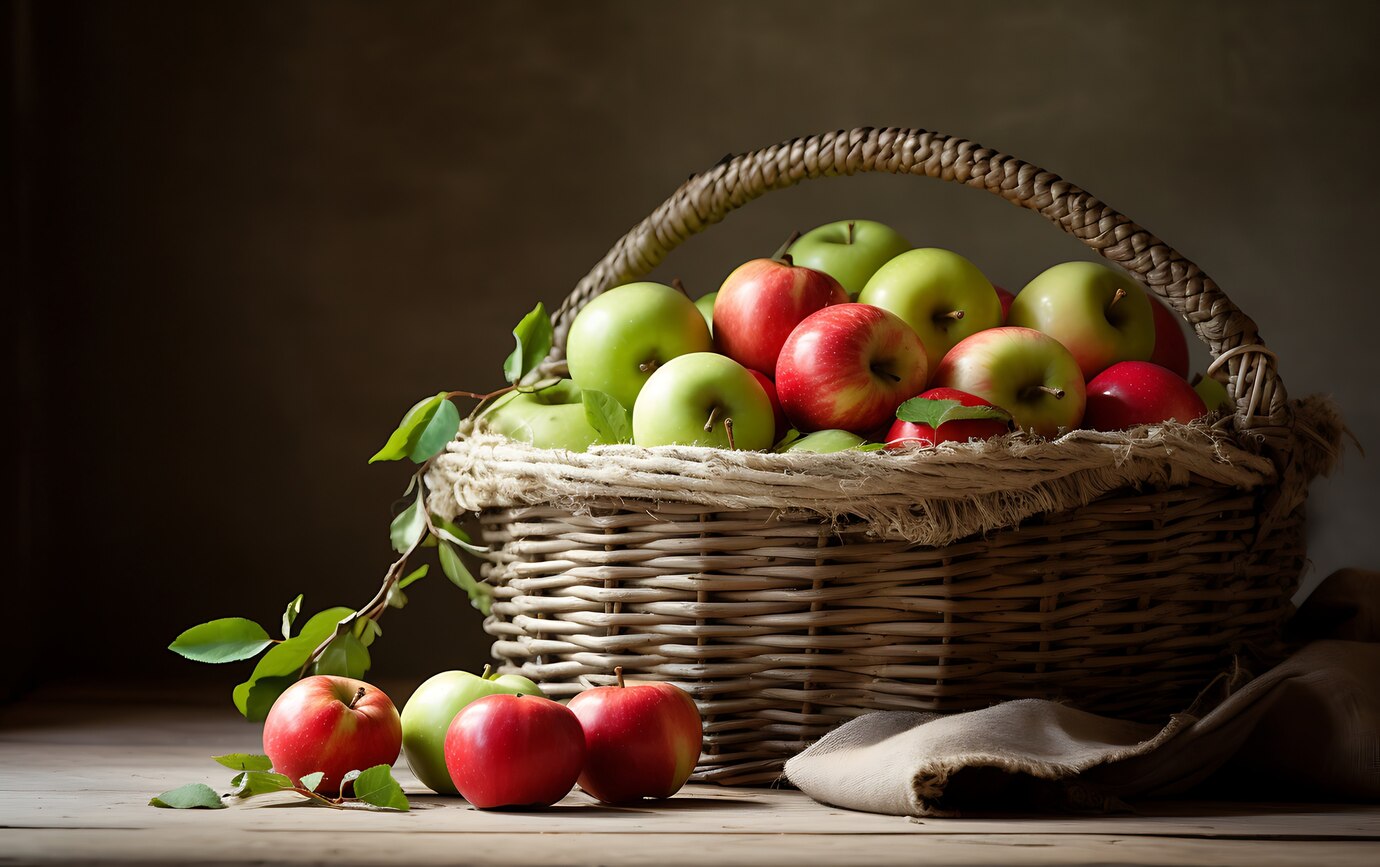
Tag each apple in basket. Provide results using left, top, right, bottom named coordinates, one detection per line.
left=994, top=285, right=1016, bottom=323
left=445, top=693, right=586, bottom=809
left=481, top=379, right=603, bottom=452
left=567, top=668, right=703, bottom=804
left=1083, top=361, right=1208, bottom=431
left=694, top=291, right=717, bottom=334
left=1147, top=293, right=1192, bottom=379
left=747, top=368, right=789, bottom=443
left=775, top=303, right=929, bottom=434
left=401, top=666, right=543, bottom=795
left=885, top=387, right=1011, bottom=448
left=262, top=675, right=402, bottom=796
left=778, top=428, right=868, bottom=453
left=857, top=247, right=1003, bottom=373
left=632, top=352, right=777, bottom=450
left=932, top=326, right=1086, bottom=439
left=565, top=281, right=713, bottom=410
left=711, top=256, right=848, bottom=378
left=1007, top=261, right=1155, bottom=379
left=786, top=219, right=912, bottom=297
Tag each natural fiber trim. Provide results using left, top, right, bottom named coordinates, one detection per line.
left=427, top=420, right=1281, bottom=549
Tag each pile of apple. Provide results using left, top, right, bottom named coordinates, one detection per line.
left=261, top=667, right=701, bottom=809
left=484, top=219, right=1231, bottom=453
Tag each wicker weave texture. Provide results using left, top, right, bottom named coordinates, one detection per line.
left=477, top=484, right=1303, bottom=785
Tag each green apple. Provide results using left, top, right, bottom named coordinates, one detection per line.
left=695, top=291, right=717, bottom=335
left=779, top=429, right=867, bottom=453
left=401, top=666, right=543, bottom=795
left=787, top=220, right=911, bottom=297
left=858, top=248, right=1002, bottom=372
left=566, top=282, right=713, bottom=410
left=1193, top=373, right=1233, bottom=415
left=481, top=379, right=601, bottom=451
left=632, top=352, right=775, bottom=450
left=1007, top=261, right=1155, bottom=379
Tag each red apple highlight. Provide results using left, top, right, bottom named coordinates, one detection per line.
left=444, top=693, right=585, bottom=809
left=262, top=675, right=402, bottom=796
left=775, top=303, right=929, bottom=434
left=1084, top=361, right=1208, bottom=431
left=712, top=257, right=848, bottom=378
left=566, top=668, right=703, bottom=804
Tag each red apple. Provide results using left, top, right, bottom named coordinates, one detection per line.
left=444, top=693, right=585, bottom=809
left=262, top=675, right=402, bottom=796
left=994, top=285, right=1016, bottom=323
left=1084, top=361, right=1208, bottom=431
left=775, top=303, right=929, bottom=434
left=566, top=668, right=703, bottom=804
left=886, top=387, right=1010, bottom=448
left=712, top=256, right=848, bottom=378
left=932, top=327, right=1086, bottom=439
left=747, top=369, right=788, bottom=443
left=1148, top=294, right=1191, bottom=378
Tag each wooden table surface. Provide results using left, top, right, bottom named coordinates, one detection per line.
left=3, top=682, right=1378, bottom=866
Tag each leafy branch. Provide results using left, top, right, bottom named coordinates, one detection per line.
left=150, top=755, right=408, bottom=811
left=168, top=302, right=554, bottom=719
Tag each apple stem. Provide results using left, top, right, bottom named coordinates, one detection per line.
left=347, top=686, right=366, bottom=710
left=638, top=359, right=659, bottom=374
left=773, top=229, right=802, bottom=260
left=704, top=406, right=721, bottom=433
left=672, top=277, right=689, bottom=297
left=778, top=252, right=795, bottom=267
left=939, top=309, right=965, bottom=321
left=1109, top=287, right=1126, bottom=309
left=871, top=365, right=901, bottom=384
left=1023, top=384, right=1066, bottom=400
left=723, top=416, right=736, bottom=450
left=615, top=666, right=625, bottom=689
left=847, top=221, right=855, bottom=245
left=481, top=664, right=493, bottom=680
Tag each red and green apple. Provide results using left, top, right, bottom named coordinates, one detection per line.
left=932, top=326, right=1086, bottom=439
left=631, top=352, right=776, bottom=450
left=262, top=675, right=402, bottom=797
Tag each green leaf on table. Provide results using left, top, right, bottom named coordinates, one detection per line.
left=350, top=765, right=410, bottom=811
left=150, top=782, right=225, bottom=809
left=894, top=397, right=1012, bottom=429
left=439, top=541, right=494, bottom=616
left=503, top=302, right=552, bottom=385
left=232, top=606, right=355, bottom=719
left=281, top=594, right=303, bottom=640
left=408, top=397, right=460, bottom=463
left=313, top=632, right=371, bottom=680
left=390, top=490, right=427, bottom=554
left=212, top=753, right=273, bottom=772
left=299, top=772, right=325, bottom=794
left=582, top=389, right=632, bottom=443
left=168, top=618, right=272, bottom=664
left=370, top=392, right=459, bottom=464
left=229, top=770, right=295, bottom=799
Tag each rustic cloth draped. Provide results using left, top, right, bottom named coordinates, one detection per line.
left=783, top=568, right=1380, bottom=816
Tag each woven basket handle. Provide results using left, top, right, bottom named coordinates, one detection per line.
left=550, top=128, right=1289, bottom=449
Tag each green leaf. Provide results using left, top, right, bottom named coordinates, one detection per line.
left=281, top=594, right=303, bottom=640
left=432, top=521, right=488, bottom=557
left=168, top=618, right=273, bottom=664
left=370, top=393, right=450, bottom=464
left=390, top=491, right=427, bottom=554
left=354, top=617, right=383, bottom=647
left=300, top=772, right=325, bottom=794
left=232, top=607, right=355, bottom=719
left=313, top=632, right=371, bottom=680
left=229, top=770, right=295, bottom=799
left=350, top=765, right=410, bottom=811
left=149, top=782, right=225, bottom=809
left=212, top=753, right=273, bottom=772
left=503, top=302, right=552, bottom=385
left=407, top=397, right=460, bottom=463
left=894, top=397, right=1012, bottom=429
left=439, top=542, right=493, bottom=616
left=582, top=389, right=632, bottom=443
left=856, top=442, right=888, bottom=452
left=398, top=564, right=429, bottom=590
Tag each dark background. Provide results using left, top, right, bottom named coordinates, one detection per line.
left=9, top=1, right=1380, bottom=700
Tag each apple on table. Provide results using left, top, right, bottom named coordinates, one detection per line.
left=566, top=281, right=713, bottom=410
left=932, top=326, right=1086, bottom=439
left=632, top=352, right=776, bottom=450
left=262, top=675, right=402, bottom=797
left=445, top=693, right=586, bottom=810
left=786, top=219, right=911, bottom=297
left=775, top=303, right=930, bottom=435
left=401, top=665, right=543, bottom=795
left=1007, top=261, right=1155, bottom=379
left=858, top=247, right=1003, bottom=373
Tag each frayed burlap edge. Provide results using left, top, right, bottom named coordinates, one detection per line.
left=423, top=397, right=1342, bottom=548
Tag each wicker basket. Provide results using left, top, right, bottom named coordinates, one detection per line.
left=427, top=128, right=1342, bottom=786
